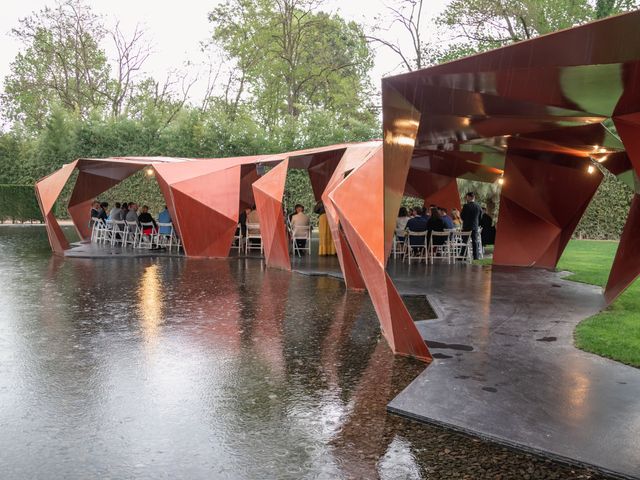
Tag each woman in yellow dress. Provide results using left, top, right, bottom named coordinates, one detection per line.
left=314, top=201, right=336, bottom=255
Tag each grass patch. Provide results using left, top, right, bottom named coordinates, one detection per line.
left=557, top=240, right=640, bottom=368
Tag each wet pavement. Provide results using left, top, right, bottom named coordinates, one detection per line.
left=0, top=226, right=617, bottom=479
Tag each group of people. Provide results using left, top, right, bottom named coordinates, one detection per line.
left=90, top=201, right=172, bottom=235
left=395, top=192, right=493, bottom=260
left=236, top=201, right=335, bottom=256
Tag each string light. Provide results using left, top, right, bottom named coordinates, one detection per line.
left=146, top=167, right=155, bottom=176
left=587, top=165, right=596, bottom=174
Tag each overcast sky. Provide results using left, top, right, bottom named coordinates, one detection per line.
left=0, top=0, right=450, bottom=102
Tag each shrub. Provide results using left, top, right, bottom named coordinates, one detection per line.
left=0, top=185, right=43, bottom=222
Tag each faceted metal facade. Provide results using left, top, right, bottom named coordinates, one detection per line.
left=382, top=10, right=640, bottom=304
left=35, top=142, right=432, bottom=361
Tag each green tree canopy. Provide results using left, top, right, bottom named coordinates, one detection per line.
left=209, top=0, right=376, bottom=134
left=3, top=0, right=110, bottom=132
left=437, top=0, right=639, bottom=56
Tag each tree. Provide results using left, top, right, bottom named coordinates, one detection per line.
left=438, top=0, right=639, bottom=52
left=208, top=0, right=376, bottom=133
left=106, top=22, right=152, bottom=118
left=3, top=0, right=153, bottom=131
left=595, top=0, right=639, bottom=18
left=3, top=0, right=111, bottom=131
left=367, top=0, right=429, bottom=71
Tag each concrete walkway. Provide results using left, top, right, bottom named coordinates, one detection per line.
left=294, top=256, right=640, bottom=479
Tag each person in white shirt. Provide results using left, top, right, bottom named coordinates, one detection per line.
left=290, top=204, right=310, bottom=252
left=396, top=206, right=411, bottom=241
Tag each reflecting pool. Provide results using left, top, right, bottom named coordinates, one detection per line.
left=0, top=226, right=609, bottom=479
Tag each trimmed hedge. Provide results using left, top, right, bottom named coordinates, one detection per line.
left=0, top=185, right=43, bottom=222
left=574, top=170, right=634, bottom=240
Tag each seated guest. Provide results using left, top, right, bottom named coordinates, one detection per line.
left=420, top=206, right=431, bottom=219
left=451, top=208, right=462, bottom=228
left=90, top=201, right=100, bottom=220
left=158, top=206, right=172, bottom=234
left=426, top=207, right=446, bottom=245
left=290, top=204, right=310, bottom=251
left=439, top=207, right=454, bottom=229
left=405, top=208, right=429, bottom=247
left=121, top=202, right=129, bottom=218
left=137, top=205, right=157, bottom=234
left=238, top=206, right=251, bottom=236
left=99, top=202, right=109, bottom=221
left=109, top=202, right=122, bottom=221
left=125, top=203, right=139, bottom=223
left=396, top=207, right=411, bottom=240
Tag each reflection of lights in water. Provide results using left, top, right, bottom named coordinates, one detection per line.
left=570, top=372, right=589, bottom=409
left=138, top=264, right=163, bottom=341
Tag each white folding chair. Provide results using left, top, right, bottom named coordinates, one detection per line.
left=111, top=220, right=126, bottom=245
left=405, top=230, right=427, bottom=264
left=393, top=229, right=406, bottom=259
left=450, top=231, right=473, bottom=263
left=157, top=222, right=174, bottom=250
left=245, top=223, right=263, bottom=254
left=291, top=224, right=311, bottom=256
left=138, top=222, right=157, bottom=249
left=172, top=230, right=182, bottom=253
left=91, top=218, right=107, bottom=243
left=89, top=217, right=102, bottom=243
left=429, top=231, right=452, bottom=264
left=124, top=221, right=140, bottom=248
left=231, top=224, right=243, bottom=252
left=102, top=220, right=117, bottom=245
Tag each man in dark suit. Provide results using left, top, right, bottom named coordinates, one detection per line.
left=460, top=192, right=483, bottom=259
left=405, top=207, right=429, bottom=248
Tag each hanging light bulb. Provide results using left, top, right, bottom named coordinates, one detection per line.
left=146, top=167, right=155, bottom=176
left=587, top=165, right=595, bottom=174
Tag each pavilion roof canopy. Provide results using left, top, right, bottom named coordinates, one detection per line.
left=383, top=11, right=640, bottom=182
left=72, top=141, right=383, bottom=173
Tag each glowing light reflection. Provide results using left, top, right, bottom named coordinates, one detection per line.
left=138, top=264, right=163, bottom=342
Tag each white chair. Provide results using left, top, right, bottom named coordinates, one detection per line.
left=429, top=231, right=452, bottom=264
left=450, top=231, right=473, bottom=263
left=138, top=222, right=157, bottom=249
left=245, top=223, right=263, bottom=254
left=89, top=217, right=102, bottom=243
left=111, top=220, right=126, bottom=245
left=291, top=224, right=311, bottom=256
left=405, top=230, right=427, bottom=264
left=124, top=221, right=140, bottom=247
left=231, top=224, right=243, bottom=253
left=156, top=222, right=177, bottom=251
left=91, top=218, right=107, bottom=243
left=102, top=220, right=117, bottom=245
left=393, top=229, right=406, bottom=259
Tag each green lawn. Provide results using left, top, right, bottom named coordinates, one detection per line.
left=475, top=240, right=640, bottom=367
left=557, top=240, right=640, bottom=368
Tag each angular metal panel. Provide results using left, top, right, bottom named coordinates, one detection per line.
left=493, top=150, right=603, bottom=268
left=252, top=159, right=291, bottom=271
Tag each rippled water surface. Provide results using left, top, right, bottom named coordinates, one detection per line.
left=0, top=226, right=609, bottom=479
